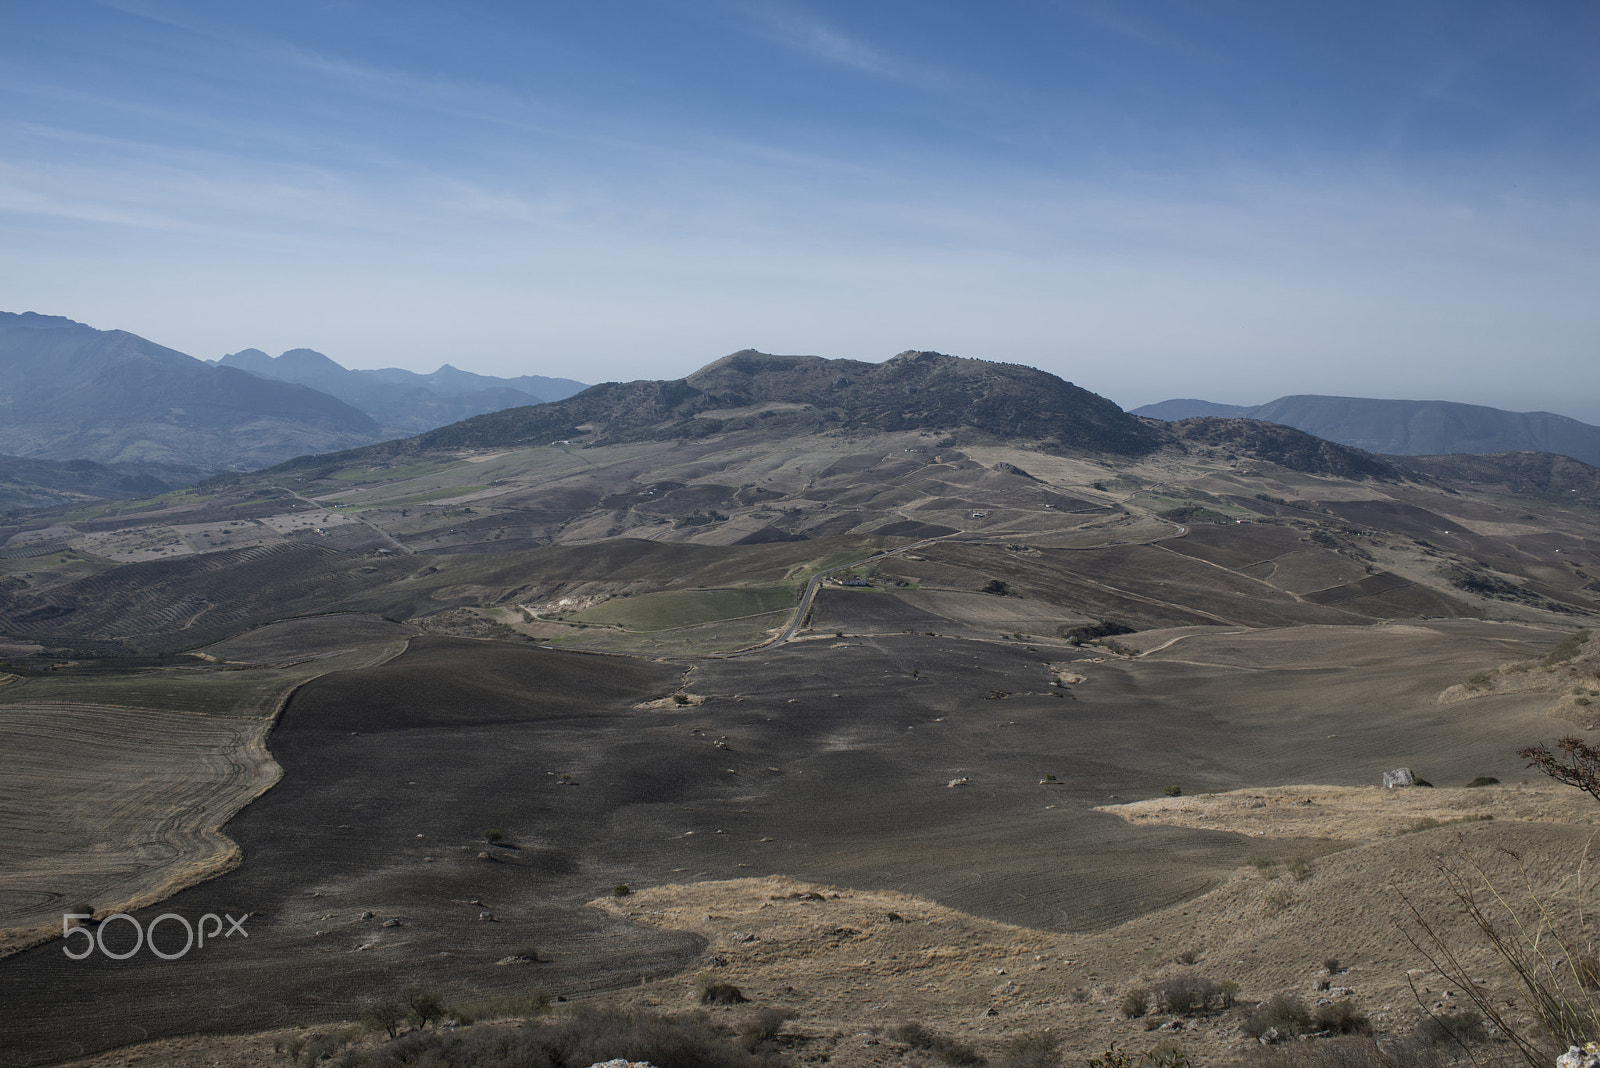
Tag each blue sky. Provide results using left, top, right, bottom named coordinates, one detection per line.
left=3, top=1, right=1599, bottom=419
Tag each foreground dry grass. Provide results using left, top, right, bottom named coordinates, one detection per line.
left=52, top=783, right=1600, bottom=1068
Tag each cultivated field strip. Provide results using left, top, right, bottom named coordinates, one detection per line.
left=0, top=702, right=279, bottom=956
left=0, top=542, right=414, bottom=653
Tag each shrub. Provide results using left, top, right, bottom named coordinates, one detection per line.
left=1144, top=1041, right=1192, bottom=1068
left=1313, top=1000, right=1370, bottom=1035
left=1541, top=630, right=1592, bottom=667
left=289, top=1027, right=360, bottom=1067
left=1238, top=1036, right=1395, bottom=1068
left=1088, top=1045, right=1190, bottom=1068
left=1519, top=735, right=1600, bottom=803
left=672, top=693, right=690, bottom=705
left=613, top=884, right=632, bottom=897
left=361, top=1000, right=406, bottom=1039
left=1262, top=884, right=1295, bottom=914
left=1061, top=619, right=1135, bottom=646
left=480, top=828, right=503, bottom=844
left=1120, top=987, right=1150, bottom=1018
left=1242, top=994, right=1311, bottom=1039
left=740, top=1006, right=793, bottom=1046
left=1415, top=1009, right=1488, bottom=1046
left=1284, top=856, right=1311, bottom=881
left=697, top=975, right=748, bottom=1006
left=996, top=1031, right=1061, bottom=1068
left=405, top=987, right=444, bottom=1028
left=1162, top=784, right=1182, bottom=797
left=1154, top=973, right=1235, bottom=1015
left=334, top=1006, right=777, bottom=1068
left=887, top=1022, right=986, bottom=1065
left=1323, top=957, right=1341, bottom=975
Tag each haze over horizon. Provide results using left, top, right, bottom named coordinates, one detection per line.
left=4, top=2, right=1598, bottom=422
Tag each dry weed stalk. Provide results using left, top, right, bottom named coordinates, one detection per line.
left=1401, top=832, right=1600, bottom=1068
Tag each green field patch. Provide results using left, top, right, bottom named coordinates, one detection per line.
left=546, top=609, right=789, bottom=654
left=572, top=587, right=797, bottom=632
left=325, top=459, right=462, bottom=483
left=366, top=485, right=488, bottom=508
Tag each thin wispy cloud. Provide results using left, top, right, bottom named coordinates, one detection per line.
left=728, top=0, right=947, bottom=89
left=3, top=2, right=1598, bottom=419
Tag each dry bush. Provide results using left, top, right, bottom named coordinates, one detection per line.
left=1312, top=1000, right=1370, bottom=1035
left=336, top=1006, right=782, bottom=1068
left=360, top=1000, right=405, bottom=1040
left=1153, top=972, right=1236, bottom=1015
left=1120, top=987, right=1150, bottom=1018
left=1238, top=1035, right=1441, bottom=1068
left=1414, top=1008, right=1488, bottom=1047
left=1242, top=994, right=1312, bottom=1039
left=741, top=1006, right=793, bottom=1046
left=887, top=1022, right=986, bottom=1066
left=699, top=979, right=750, bottom=1006
left=403, top=987, right=444, bottom=1029
left=994, top=1032, right=1061, bottom=1068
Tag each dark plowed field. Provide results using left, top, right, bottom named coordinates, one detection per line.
left=0, top=622, right=1567, bottom=1065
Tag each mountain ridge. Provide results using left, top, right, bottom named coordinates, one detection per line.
left=1134, top=394, right=1600, bottom=466
left=215, top=347, right=587, bottom=435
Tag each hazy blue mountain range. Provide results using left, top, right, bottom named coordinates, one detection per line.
left=0, top=453, right=205, bottom=515
left=214, top=348, right=588, bottom=435
left=1133, top=395, right=1600, bottom=467
left=0, top=312, right=381, bottom=470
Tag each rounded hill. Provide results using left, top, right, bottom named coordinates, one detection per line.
left=414, top=348, right=1167, bottom=457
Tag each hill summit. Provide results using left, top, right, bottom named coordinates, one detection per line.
left=414, top=348, right=1167, bottom=457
